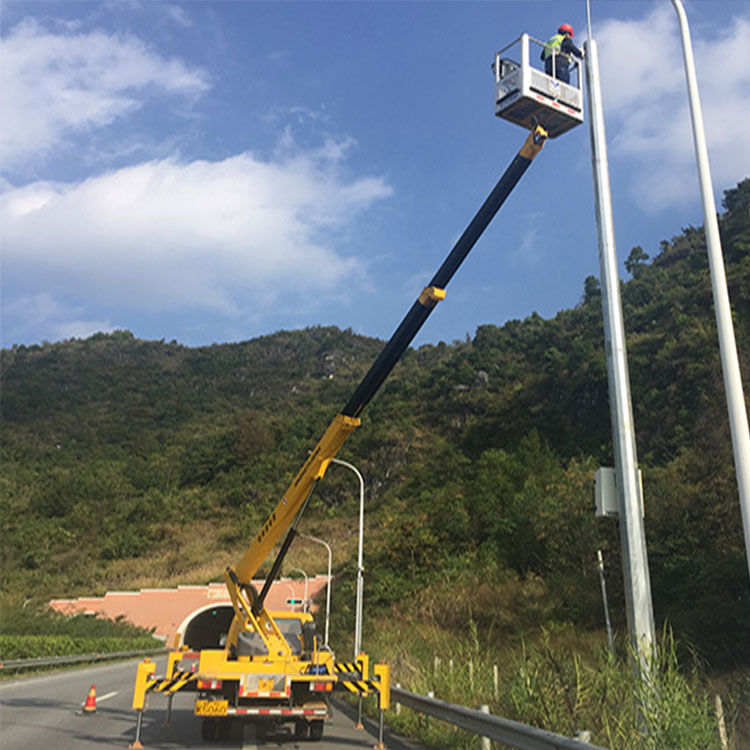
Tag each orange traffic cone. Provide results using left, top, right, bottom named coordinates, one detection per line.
left=82, top=684, right=97, bottom=714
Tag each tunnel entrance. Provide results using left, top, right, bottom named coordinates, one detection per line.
left=180, top=604, right=235, bottom=650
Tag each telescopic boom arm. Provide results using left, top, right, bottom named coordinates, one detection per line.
left=226, top=124, right=548, bottom=632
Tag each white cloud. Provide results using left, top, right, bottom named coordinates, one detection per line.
left=595, top=4, right=750, bottom=211
left=2, top=293, right=114, bottom=343
left=0, top=144, right=392, bottom=339
left=0, top=18, right=210, bottom=169
left=164, top=4, right=193, bottom=28
left=509, top=211, right=546, bottom=266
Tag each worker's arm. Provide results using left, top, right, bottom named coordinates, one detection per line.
left=562, top=36, right=584, bottom=59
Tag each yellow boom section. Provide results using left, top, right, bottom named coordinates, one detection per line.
left=222, top=126, right=547, bottom=650
left=234, top=413, right=360, bottom=583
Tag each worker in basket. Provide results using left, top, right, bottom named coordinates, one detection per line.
left=541, top=23, right=583, bottom=84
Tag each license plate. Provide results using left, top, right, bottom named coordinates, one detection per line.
left=195, top=699, right=228, bottom=717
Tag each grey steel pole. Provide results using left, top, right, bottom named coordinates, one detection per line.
left=331, top=457, right=366, bottom=729
left=291, top=568, right=308, bottom=612
left=671, top=0, right=750, bottom=584
left=300, top=534, right=333, bottom=649
left=132, top=709, right=144, bottom=749
left=584, top=31, right=656, bottom=663
left=164, top=693, right=174, bottom=727
left=597, top=550, right=615, bottom=658
left=331, top=457, right=366, bottom=657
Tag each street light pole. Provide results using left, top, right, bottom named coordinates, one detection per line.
left=331, top=457, right=366, bottom=731
left=584, top=5, right=655, bottom=665
left=671, top=0, right=750, bottom=584
left=331, top=457, right=366, bottom=658
left=300, top=533, right=333, bottom=649
left=290, top=568, right=308, bottom=612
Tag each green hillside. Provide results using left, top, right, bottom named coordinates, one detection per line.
left=2, top=179, right=749, bottom=683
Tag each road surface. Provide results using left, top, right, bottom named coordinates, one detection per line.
left=0, top=657, right=425, bottom=750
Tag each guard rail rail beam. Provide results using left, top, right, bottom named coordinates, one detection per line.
left=391, top=685, right=607, bottom=750
left=0, top=648, right=168, bottom=671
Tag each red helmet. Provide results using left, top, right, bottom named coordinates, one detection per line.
left=558, top=23, right=574, bottom=37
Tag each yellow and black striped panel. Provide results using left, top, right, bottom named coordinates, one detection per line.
left=147, top=672, right=199, bottom=694
left=334, top=662, right=360, bottom=674
left=336, top=679, right=380, bottom=696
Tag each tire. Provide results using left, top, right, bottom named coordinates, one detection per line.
left=309, top=720, right=324, bottom=741
left=201, top=718, right=217, bottom=741
left=243, top=721, right=266, bottom=743
left=217, top=718, right=232, bottom=741
left=294, top=720, right=309, bottom=739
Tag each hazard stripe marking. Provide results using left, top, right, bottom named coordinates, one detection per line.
left=334, top=662, right=359, bottom=673
left=149, top=673, right=198, bottom=694
left=337, top=679, right=381, bottom=696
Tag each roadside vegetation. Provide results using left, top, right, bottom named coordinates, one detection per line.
left=1, top=179, right=748, bottom=744
left=329, top=555, right=747, bottom=748
left=0, top=603, right=162, bottom=661
left=361, top=621, right=744, bottom=750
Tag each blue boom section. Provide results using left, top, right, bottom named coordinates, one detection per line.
left=342, top=127, right=547, bottom=419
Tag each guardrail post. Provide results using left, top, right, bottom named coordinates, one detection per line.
left=574, top=730, right=591, bottom=743
left=395, top=683, right=401, bottom=716
left=715, top=694, right=728, bottom=750
left=423, top=691, right=434, bottom=730
left=480, top=704, right=490, bottom=750
left=493, top=665, right=499, bottom=701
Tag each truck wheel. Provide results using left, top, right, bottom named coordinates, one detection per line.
left=309, top=720, right=324, bottom=741
left=201, top=718, right=217, bottom=741
left=294, top=720, right=309, bottom=739
left=217, top=718, right=232, bottom=740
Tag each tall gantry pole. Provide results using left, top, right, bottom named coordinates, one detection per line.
left=671, top=0, right=750, bottom=585
left=584, top=2, right=656, bottom=665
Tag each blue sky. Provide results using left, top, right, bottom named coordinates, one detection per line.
left=1, top=1, right=748, bottom=349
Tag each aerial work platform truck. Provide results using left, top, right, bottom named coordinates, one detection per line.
left=130, top=33, right=581, bottom=747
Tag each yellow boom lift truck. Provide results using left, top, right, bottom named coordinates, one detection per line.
left=130, top=33, right=582, bottom=748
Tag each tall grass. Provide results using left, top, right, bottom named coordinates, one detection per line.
left=364, top=621, right=733, bottom=750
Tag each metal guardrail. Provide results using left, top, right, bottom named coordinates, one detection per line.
left=391, top=686, right=608, bottom=750
left=0, top=648, right=168, bottom=671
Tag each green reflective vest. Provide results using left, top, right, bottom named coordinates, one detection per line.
left=543, top=33, right=566, bottom=60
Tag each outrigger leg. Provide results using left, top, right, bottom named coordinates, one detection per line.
left=130, top=658, right=156, bottom=749
left=130, top=709, right=145, bottom=749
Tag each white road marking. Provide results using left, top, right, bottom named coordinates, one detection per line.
left=95, top=691, right=118, bottom=702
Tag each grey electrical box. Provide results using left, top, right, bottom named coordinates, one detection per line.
left=595, top=467, right=644, bottom=517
